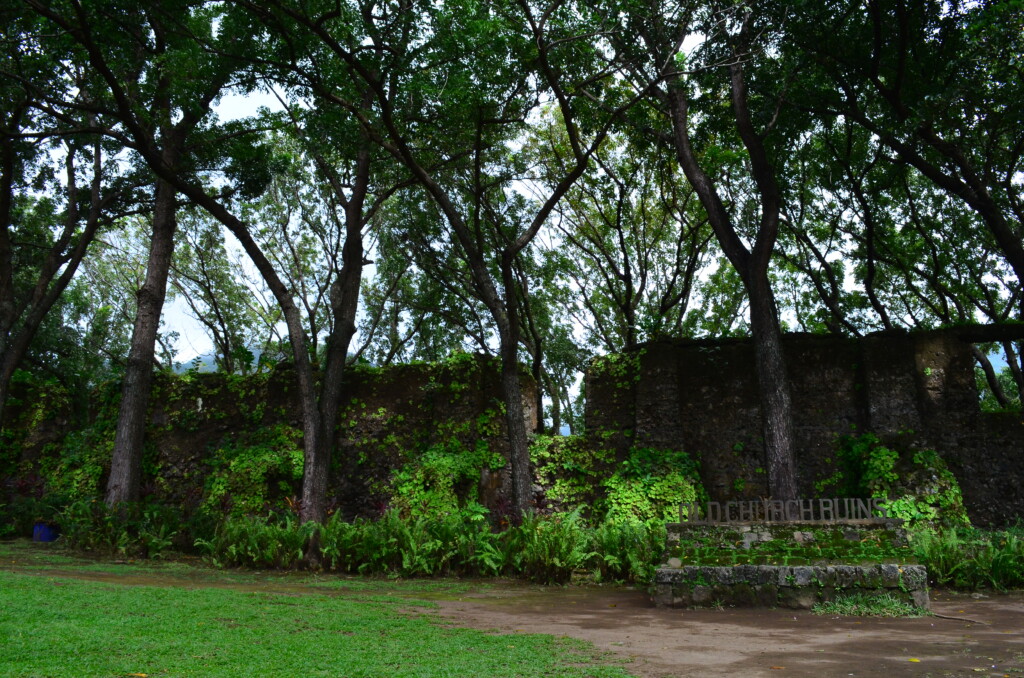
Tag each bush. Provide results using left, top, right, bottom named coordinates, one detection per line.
left=505, top=511, right=596, bottom=584
left=591, top=519, right=666, bottom=583
left=389, top=439, right=505, bottom=519
left=195, top=509, right=665, bottom=584
left=194, top=512, right=314, bottom=568
left=532, top=438, right=705, bottom=524
left=833, top=433, right=969, bottom=528
left=913, top=526, right=1024, bottom=591
left=201, top=424, right=304, bottom=516
left=59, top=500, right=181, bottom=558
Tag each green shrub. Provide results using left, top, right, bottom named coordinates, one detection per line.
left=59, top=500, right=181, bottom=558
left=390, top=440, right=505, bottom=518
left=202, top=423, right=304, bottom=516
left=604, top=447, right=702, bottom=523
left=590, top=519, right=666, bottom=583
left=532, top=438, right=705, bottom=524
left=531, top=435, right=614, bottom=514
left=195, top=512, right=314, bottom=568
left=196, top=510, right=664, bottom=584
left=834, top=433, right=969, bottom=529
left=913, top=526, right=1024, bottom=591
left=38, top=431, right=113, bottom=504
left=504, top=511, right=596, bottom=584
left=1, top=495, right=65, bottom=538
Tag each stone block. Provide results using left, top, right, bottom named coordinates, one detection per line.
left=901, top=565, right=927, bottom=589
left=654, top=562, right=928, bottom=610
left=691, top=585, right=713, bottom=604
left=879, top=563, right=901, bottom=586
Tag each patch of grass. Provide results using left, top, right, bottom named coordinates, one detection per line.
left=0, top=566, right=633, bottom=678
left=811, top=592, right=927, bottom=618
left=0, top=540, right=486, bottom=601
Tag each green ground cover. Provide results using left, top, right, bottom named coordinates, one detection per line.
left=0, top=542, right=632, bottom=678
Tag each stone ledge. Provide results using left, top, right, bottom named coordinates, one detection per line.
left=654, top=564, right=929, bottom=610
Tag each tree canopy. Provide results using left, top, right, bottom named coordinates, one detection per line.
left=3, top=0, right=1022, bottom=512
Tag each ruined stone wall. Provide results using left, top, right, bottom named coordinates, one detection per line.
left=585, top=330, right=1024, bottom=526
left=2, top=354, right=536, bottom=519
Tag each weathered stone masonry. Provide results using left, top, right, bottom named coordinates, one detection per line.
left=585, top=329, right=1024, bottom=526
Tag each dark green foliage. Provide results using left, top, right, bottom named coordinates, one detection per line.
left=197, top=510, right=664, bottom=585
left=390, top=437, right=505, bottom=518
left=202, top=423, right=304, bottom=516
left=913, top=526, right=1024, bottom=591
left=591, top=519, right=667, bottom=584
left=58, top=500, right=182, bottom=558
left=532, top=435, right=705, bottom=523
left=830, top=433, right=969, bottom=528
left=194, top=512, right=315, bottom=569
left=976, top=364, right=1022, bottom=413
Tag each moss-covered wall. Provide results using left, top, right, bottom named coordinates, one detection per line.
left=585, top=330, right=1024, bottom=527
left=1, top=354, right=536, bottom=521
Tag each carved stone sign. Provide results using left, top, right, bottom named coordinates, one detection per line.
left=680, top=497, right=890, bottom=524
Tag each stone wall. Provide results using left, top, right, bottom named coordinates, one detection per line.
left=585, top=330, right=1024, bottom=526
left=2, top=354, right=536, bottom=519
left=655, top=563, right=930, bottom=610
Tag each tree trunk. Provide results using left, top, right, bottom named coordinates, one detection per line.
left=543, top=372, right=562, bottom=436
left=499, top=329, right=533, bottom=518
left=299, top=148, right=369, bottom=525
left=747, top=270, right=798, bottom=500
left=1003, top=340, right=1024, bottom=403
left=666, top=76, right=799, bottom=501
left=105, top=178, right=177, bottom=505
left=0, top=126, right=18, bottom=428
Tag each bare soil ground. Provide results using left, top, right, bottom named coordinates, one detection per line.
left=433, top=586, right=1024, bottom=678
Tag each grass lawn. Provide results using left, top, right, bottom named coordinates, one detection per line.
left=0, top=541, right=633, bottom=678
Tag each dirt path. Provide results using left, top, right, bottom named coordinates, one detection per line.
left=433, top=587, right=1024, bottom=678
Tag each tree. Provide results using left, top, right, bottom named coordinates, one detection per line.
left=251, top=0, right=637, bottom=515
left=0, top=7, right=134, bottom=425
left=25, top=0, right=270, bottom=505
left=788, top=0, right=1024, bottom=308
left=171, top=210, right=277, bottom=373
left=613, top=0, right=807, bottom=498
left=530, top=119, right=714, bottom=353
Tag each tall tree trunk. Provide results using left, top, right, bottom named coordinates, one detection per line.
left=0, top=141, right=106, bottom=427
left=500, top=258, right=533, bottom=517
left=0, top=125, right=18, bottom=427
left=299, top=146, right=370, bottom=525
left=105, top=178, right=177, bottom=505
left=667, top=73, right=799, bottom=500
left=499, top=327, right=533, bottom=518
left=1003, top=340, right=1024, bottom=402
left=747, top=271, right=797, bottom=499
left=543, top=372, right=561, bottom=436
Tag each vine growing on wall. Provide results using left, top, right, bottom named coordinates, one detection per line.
left=532, top=435, right=705, bottom=523
left=828, top=432, right=970, bottom=528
